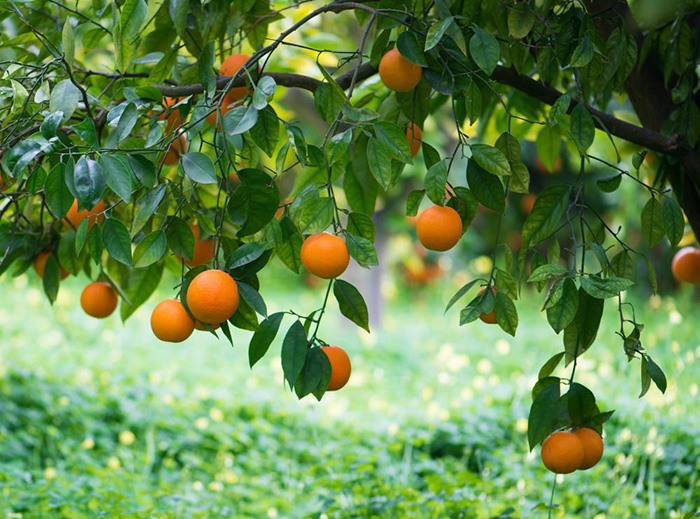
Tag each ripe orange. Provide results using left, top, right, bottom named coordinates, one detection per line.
left=205, top=93, right=241, bottom=127
left=321, top=345, right=351, bottom=391
left=541, top=431, right=584, bottom=474
left=151, top=299, right=195, bottom=343
left=220, top=53, right=254, bottom=103
left=478, top=287, right=497, bottom=324
left=157, top=96, right=183, bottom=132
left=378, top=48, right=422, bottom=92
left=521, top=193, right=536, bottom=215
left=183, top=225, right=214, bottom=267
left=163, top=134, right=187, bottom=166
left=406, top=122, right=422, bottom=157
left=80, top=281, right=118, bottom=318
left=671, top=247, right=700, bottom=284
left=300, top=232, right=350, bottom=279
left=535, top=155, right=563, bottom=174
left=33, top=251, right=69, bottom=280
left=416, top=205, right=462, bottom=251
left=186, top=270, right=239, bottom=324
left=573, top=427, right=604, bottom=470
left=64, top=199, right=105, bottom=229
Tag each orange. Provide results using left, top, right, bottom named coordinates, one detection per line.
left=535, top=156, right=563, bottom=174
left=183, top=225, right=215, bottom=267
left=151, top=299, right=195, bottom=342
left=416, top=205, right=462, bottom=251
left=378, top=48, right=422, bottom=92
left=33, top=251, right=69, bottom=280
left=220, top=54, right=254, bottom=103
left=157, top=96, right=184, bottom=132
left=671, top=247, right=700, bottom=284
left=541, top=431, right=584, bottom=474
left=478, top=287, right=497, bottom=324
left=80, top=281, right=118, bottom=318
left=186, top=269, right=239, bottom=324
left=573, top=427, right=604, bottom=470
left=163, top=134, right=187, bottom=166
left=521, top=194, right=536, bottom=215
left=300, top=232, right=350, bottom=279
left=321, top=345, right=351, bottom=391
left=406, top=122, right=422, bottom=157
left=206, top=93, right=241, bottom=127
left=194, top=321, right=220, bottom=331
left=64, top=199, right=105, bottom=229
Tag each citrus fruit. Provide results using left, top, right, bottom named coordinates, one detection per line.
left=416, top=205, right=462, bottom=251
left=150, top=299, right=195, bottom=343
left=573, top=427, right=604, bottom=470
left=406, top=122, right=423, bottom=157
left=157, top=96, right=183, bottom=131
left=186, top=270, right=239, bottom=324
left=321, top=345, right=351, bottom=391
left=541, top=431, right=585, bottom=474
left=220, top=53, right=253, bottom=102
left=206, top=93, right=240, bottom=127
left=80, top=281, right=118, bottom=318
left=300, top=232, right=350, bottom=279
left=478, top=287, right=497, bottom=324
left=378, top=48, right=422, bottom=92
left=184, top=225, right=214, bottom=267
left=64, top=199, right=105, bottom=229
left=33, top=251, right=69, bottom=280
left=671, top=247, right=700, bottom=284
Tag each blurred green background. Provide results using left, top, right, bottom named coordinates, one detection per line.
left=0, top=250, right=698, bottom=518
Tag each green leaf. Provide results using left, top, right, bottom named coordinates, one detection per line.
left=646, top=356, right=667, bottom=394
left=166, top=216, right=195, bottom=261
left=314, top=82, right=347, bottom=125
left=72, top=158, right=106, bottom=209
left=528, top=264, right=569, bottom=283
left=294, top=347, right=332, bottom=400
left=346, top=233, right=378, bottom=267
left=396, top=30, right=427, bottom=66
left=281, top=321, right=308, bottom=387
left=563, top=287, right=604, bottom=363
left=597, top=174, right=622, bottom=193
left=45, top=163, right=73, bottom=218
left=333, top=279, right=370, bottom=332
left=406, top=189, right=425, bottom=216
left=270, top=217, right=303, bottom=273
left=549, top=94, right=571, bottom=124
left=120, top=262, right=164, bottom=321
left=250, top=105, right=280, bottom=157
left=570, top=36, right=595, bottom=67
left=295, top=197, right=334, bottom=235
left=535, top=125, right=561, bottom=173
left=228, top=242, right=268, bottom=270
left=366, top=139, right=393, bottom=190
left=131, top=184, right=166, bottom=236
left=641, top=197, right=664, bottom=246
left=521, top=185, right=571, bottom=248
left=469, top=28, right=500, bottom=75
left=467, top=160, right=504, bottom=212
left=228, top=298, right=259, bottom=331
left=42, top=254, right=60, bottom=304
left=87, top=223, right=103, bottom=264
left=538, top=352, right=565, bottom=380
left=62, top=19, right=75, bottom=66
left=662, top=197, right=684, bottom=247
left=198, top=40, right=216, bottom=94
left=228, top=169, right=280, bottom=237
left=494, top=291, right=518, bottom=336
left=121, top=0, right=148, bottom=38
left=75, top=218, right=88, bottom=255
left=570, top=104, right=595, bottom=152
left=238, top=282, right=268, bottom=317
left=580, top=276, right=634, bottom=298
left=425, top=159, right=449, bottom=205
left=224, top=105, right=259, bottom=136
left=50, top=80, right=80, bottom=122
left=99, top=155, right=133, bottom=203
left=471, top=144, right=511, bottom=176
left=528, top=378, right=560, bottom=450
left=102, top=218, right=132, bottom=266
left=346, top=212, right=375, bottom=241
left=567, top=383, right=598, bottom=425
left=374, top=122, right=412, bottom=163
left=249, top=312, right=284, bottom=368
left=445, top=279, right=480, bottom=314
left=170, top=0, right=188, bottom=37
left=546, top=278, right=579, bottom=334
left=182, top=152, right=217, bottom=184
left=508, top=7, right=535, bottom=39
left=132, top=230, right=167, bottom=268
left=425, top=17, right=453, bottom=51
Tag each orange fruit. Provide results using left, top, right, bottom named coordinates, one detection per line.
left=300, top=232, right=350, bottom=279
left=33, top=251, right=69, bottom=280
left=671, top=247, right=700, bottom=284
left=416, top=205, right=462, bottom=251
left=321, top=345, right=351, bottom=391
left=163, top=134, right=187, bottom=166
left=220, top=54, right=254, bottom=103
left=573, top=427, right=604, bottom=470
left=478, top=287, right=497, bottom=324
left=378, top=48, right=422, bottom=92
left=205, top=93, right=241, bottom=127
left=194, top=320, right=220, bottom=331
left=183, top=225, right=214, bottom=267
left=535, top=156, right=563, bottom=174
left=157, top=96, right=184, bottom=132
left=541, top=431, right=585, bottom=474
left=406, top=122, right=423, bottom=157
left=80, top=281, right=118, bottom=318
left=521, top=193, right=536, bottom=215
left=186, top=270, right=239, bottom=324
left=151, top=299, right=195, bottom=343
left=64, top=199, right=105, bottom=229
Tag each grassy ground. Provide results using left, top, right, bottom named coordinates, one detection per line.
left=0, top=266, right=698, bottom=518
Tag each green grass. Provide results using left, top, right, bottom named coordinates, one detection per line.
left=0, top=269, right=698, bottom=518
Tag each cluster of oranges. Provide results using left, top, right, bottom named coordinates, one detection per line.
left=541, top=428, right=604, bottom=474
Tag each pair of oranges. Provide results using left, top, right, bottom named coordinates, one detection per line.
left=541, top=428, right=604, bottom=474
